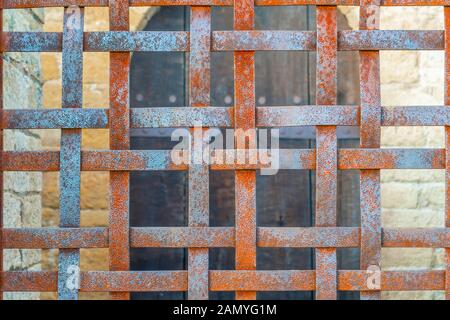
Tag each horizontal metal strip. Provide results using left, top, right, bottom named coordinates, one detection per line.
left=259, top=227, right=449, bottom=248
left=2, top=107, right=233, bottom=129
left=257, top=105, right=359, bottom=126
left=2, top=109, right=109, bottom=129
left=2, top=31, right=444, bottom=52
left=1, top=272, right=57, bottom=292
left=2, top=32, right=62, bottom=52
left=130, top=227, right=235, bottom=248
left=1, top=32, right=190, bottom=52
left=3, top=227, right=447, bottom=249
left=85, top=31, right=188, bottom=52
left=258, top=227, right=360, bottom=248
left=0, top=271, right=187, bottom=292
left=2, top=228, right=109, bottom=249
left=259, top=106, right=449, bottom=127
left=2, top=106, right=447, bottom=129
left=213, top=31, right=316, bottom=51
left=211, top=271, right=316, bottom=291
left=1, top=150, right=185, bottom=171
left=2, top=0, right=445, bottom=8
left=338, top=149, right=445, bottom=170
left=131, top=227, right=360, bottom=248
left=212, top=149, right=445, bottom=170
left=1, top=149, right=445, bottom=171
left=383, top=228, right=449, bottom=248
left=2, top=270, right=445, bottom=292
left=214, top=30, right=444, bottom=51
left=337, top=270, right=446, bottom=291
left=381, top=106, right=449, bottom=126
left=130, top=107, right=233, bottom=128
left=338, top=30, right=444, bottom=51
left=211, top=270, right=446, bottom=291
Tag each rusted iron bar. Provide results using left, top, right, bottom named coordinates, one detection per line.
left=1, top=30, right=445, bottom=52
left=1, top=270, right=446, bottom=292
left=315, top=6, right=338, bottom=300
left=57, top=6, right=84, bottom=300
left=188, top=6, right=211, bottom=300
left=382, top=228, right=450, bottom=247
left=1, top=105, right=449, bottom=129
left=2, top=0, right=449, bottom=8
left=234, top=0, right=257, bottom=300
left=3, top=226, right=449, bottom=249
left=4, top=228, right=109, bottom=249
left=0, top=148, right=446, bottom=172
left=359, top=0, right=382, bottom=300
left=214, top=30, right=444, bottom=51
left=1, top=105, right=450, bottom=129
left=109, top=0, right=130, bottom=300
left=445, top=5, right=450, bottom=301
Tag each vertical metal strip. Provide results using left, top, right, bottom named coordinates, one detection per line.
left=188, top=6, right=211, bottom=300
left=109, top=0, right=130, bottom=300
left=445, top=6, right=450, bottom=301
left=58, top=6, right=83, bottom=300
left=359, top=0, right=382, bottom=300
left=0, top=2, right=3, bottom=301
left=234, top=0, right=256, bottom=300
left=315, top=6, right=337, bottom=300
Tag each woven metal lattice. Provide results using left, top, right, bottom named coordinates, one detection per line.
left=0, top=0, right=449, bottom=300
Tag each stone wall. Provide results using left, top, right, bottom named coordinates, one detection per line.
left=3, top=8, right=43, bottom=300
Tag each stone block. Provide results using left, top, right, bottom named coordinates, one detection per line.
left=382, top=208, right=444, bottom=228
left=381, top=127, right=429, bottom=148
left=22, top=194, right=42, bottom=227
left=80, top=248, right=109, bottom=271
left=381, top=248, right=441, bottom=269
left=3, top=192, right=22, bottom=228
left=41, top=53, right=61, bottom=82
left=380, top=7, right=443, bottom=30
left=42, top=172, right=59, bottom=209
left=43, top=81, right=62, bottom=109
left=5, top=172, right=42, bottom=193
left=381, top=183, right=418, bottom=209
left=381, top=169, right=444, bottom=184
left=85, top=7, right=109, bottom=31
left=42, top=207, right=59, bottom=227
left=82, top=129, right=109, bottom=150
left=83, top=53, right=109, bottom=84
left=81, top=172, right=109, bottom=210
left=83, top=83, right=109, bottom=108
left=81, top=209, right=109, bottom=227
left=382, top=291, right=445, bottom=300
left=418, top=184, right=445, bottom=209
left=380, top=51, right=419, bottom=84
left=4, top=56, right=42, bottom=110
left=4, top=130, right=41, bottom=151
left=44, top=8, right=63, bottom=32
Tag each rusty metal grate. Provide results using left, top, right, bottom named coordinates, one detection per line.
left=0, top=0, right=449, bottom=300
